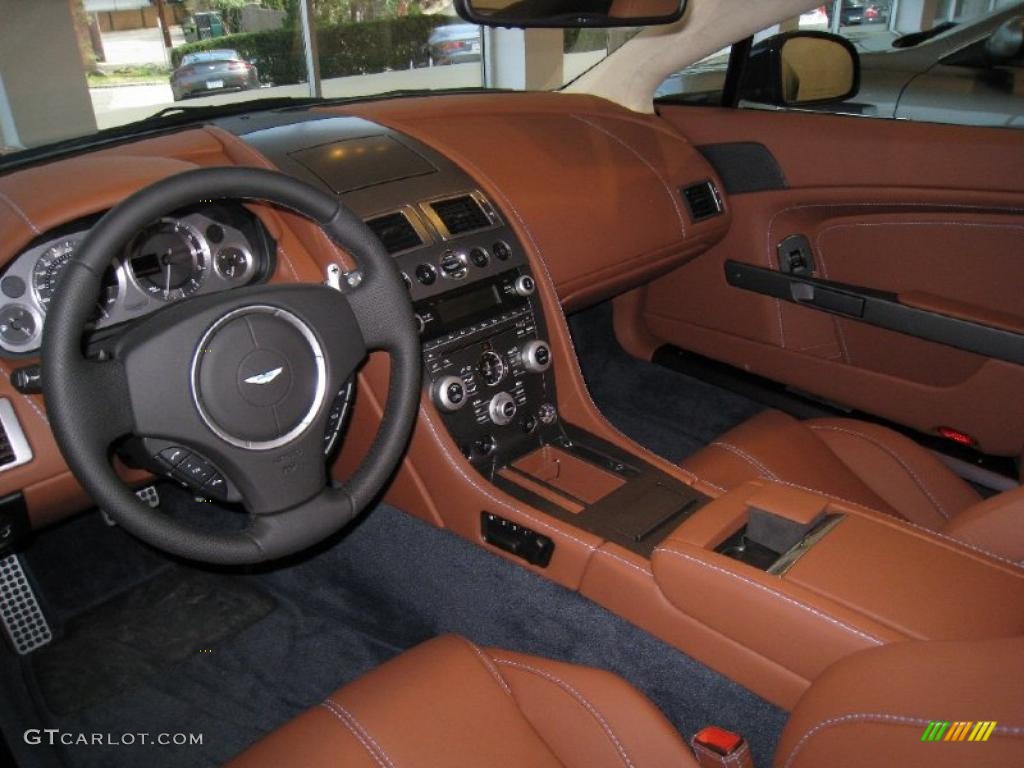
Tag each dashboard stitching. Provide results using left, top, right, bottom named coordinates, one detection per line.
left=0, top=191, right=40, bottom=235
left=0, top=362, right=48, bottom=425
left=571, top=114, right=688, bottom=237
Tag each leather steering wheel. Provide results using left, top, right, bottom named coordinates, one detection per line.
left=41, top=167, right=420, bottom=565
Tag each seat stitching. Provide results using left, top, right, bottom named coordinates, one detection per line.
left=458, top=637, right=512, bottom=695
left=709, top=441, right=780, bottom=481
left=653, top=547, right=884, bottom=645
left=493, top=657, right=636, bottom=768
left=322, top=699, right=397, bottom=768
left=319, top=701, right=394, bottom=768
left=809, top=424, right=952, bottom=519
left=782, top=713, right=1024, bottom=768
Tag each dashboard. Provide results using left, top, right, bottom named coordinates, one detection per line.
left=0, top=203, right=273, bottom=354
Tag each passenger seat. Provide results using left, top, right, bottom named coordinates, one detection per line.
left=680, top=410, right=1023, bottom=562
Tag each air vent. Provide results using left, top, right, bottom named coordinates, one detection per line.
left=0, top=399, right=31, bottom=472
left=681, top=181, right=723, bottom=222
left=430, top=195, right=492, bottom=236
left=365, top=211, right=424, bottom=255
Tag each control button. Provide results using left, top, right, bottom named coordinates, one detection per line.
left=474, top=435, right=497, bottom=456
left=520, top=339, right=552, bottom=373
left=414, top=313, right=426, bottom=334
left=538, top=403, right=558, bottom=425
left=469, top=247, right=490, bottom=268
left=492, top=241, right=512, bottom=261
left=440, top=250, right=468, bottom=280
left=1, top=276, right=25, bottom=299
left=401, top=272, right=413, bottom=291
left=10, top=364, right=42, bottom=394
left=521, top=415, right=538, bottom=434
left=488, top=392, right=517, bottom=426
left=178, top=455, right=213, bottom=485
left=204, top=472, right=227, bottom=497
left=415, top=264, right=437, bottom=285
left=433, top=375, right=468, bottom=413
left=477, top=351, right=506, bottom=387
left=513, top=275, right=535, bottom=296
left=159, top=446, right=190, bottom=467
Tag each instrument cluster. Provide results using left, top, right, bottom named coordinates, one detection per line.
left=0, top=205, right=271, bottom=354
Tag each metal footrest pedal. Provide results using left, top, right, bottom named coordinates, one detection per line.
left=0, top=553, right=52, bottom=655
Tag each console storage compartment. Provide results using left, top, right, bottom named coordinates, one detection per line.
left=650, top=481, right=1024, bottom=686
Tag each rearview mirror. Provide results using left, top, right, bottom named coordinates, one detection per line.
left=985, top=16, right=1024, bottom=62
left=454, top=0, right=685, bottom=29
left=739, top=31, right=859, bottom=108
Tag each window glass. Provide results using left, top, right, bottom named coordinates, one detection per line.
left=657, top=1, right=1024, bottom=129
left=0, top=2, right=634, bottom=157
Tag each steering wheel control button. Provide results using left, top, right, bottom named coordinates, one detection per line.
left=159, top=446, right=190, bottom=467
left=203, top=472, right=227, bottom=497
left=433, top=375, right=468, bottom=413
left=488, top=392, right=517, bottom=426
left=520, top=339, right=552, bottom=373
left=193, top=305, right=327, bottom=450
left=178, top=455, right=213, bottom=485
left=513, top=275, right=535, bottom=296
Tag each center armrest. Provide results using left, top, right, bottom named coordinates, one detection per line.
left=650, top=481, right=1024, bottom=684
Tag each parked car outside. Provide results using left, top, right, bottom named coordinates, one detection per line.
left=170, top=50, right=259, bottom=101
left=428, top=22, right=482, bottom=65
left=657, top=2, right=1024, bottom=128
left=825, top=1, right=891, bottom=26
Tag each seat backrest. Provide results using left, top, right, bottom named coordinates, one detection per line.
left=775, top=636, right=1024, bottom=768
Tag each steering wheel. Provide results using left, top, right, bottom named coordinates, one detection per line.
left=41, top=167, right=420, bottom=565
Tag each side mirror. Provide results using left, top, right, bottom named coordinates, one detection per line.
left=985, top=16, right=1024, bottom=63
left=453, top=0, right=685, bottom=29
left=739, top=31, right=860, bottom=107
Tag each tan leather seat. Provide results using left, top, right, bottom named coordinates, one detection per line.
left=229, top=633, right=1024, bottom=767
left=227, top=634, right=699, bottom=767
left=681, top=410, right=1024, bottom=561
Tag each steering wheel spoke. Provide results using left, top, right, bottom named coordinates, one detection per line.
left=43, top=167, right=420, bottom=565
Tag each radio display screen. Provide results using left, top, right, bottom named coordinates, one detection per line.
left=436, top=284, right=502, bottom=325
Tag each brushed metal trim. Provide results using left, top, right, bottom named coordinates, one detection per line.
left=0, top=398, right=33, bottom=472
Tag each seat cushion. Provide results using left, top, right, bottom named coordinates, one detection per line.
left=227, top=634, right=697, bottom=768
left=680, top=410, right=980, bottom=531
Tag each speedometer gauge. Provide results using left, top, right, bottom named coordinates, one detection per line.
left=128, top=219, right=208, bottom=301
left=32, top=238, right=79, bottom=309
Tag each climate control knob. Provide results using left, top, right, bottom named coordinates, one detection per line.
left=488, top=392, right=517, bottom=426
left=520, top=339, right=552, bottom=373
left=513, top=275, right=536, bottom=296
left=432, top=375, right=468, bottom=413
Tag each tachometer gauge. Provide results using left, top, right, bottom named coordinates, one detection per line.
left=129, top=219, right=208, bottom=301
left=32, top=238, right=79, bottom=309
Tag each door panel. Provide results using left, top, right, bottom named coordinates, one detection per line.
left=625, top=106, right=1024, bottom=455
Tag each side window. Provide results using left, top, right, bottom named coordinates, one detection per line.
left=657, top=2, right=1024, bottom=130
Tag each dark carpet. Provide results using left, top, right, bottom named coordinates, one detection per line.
left=569, top=302, right=763, bottom=462
left=1, top=485, right=787, bottom=768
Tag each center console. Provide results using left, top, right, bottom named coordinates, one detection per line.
left=415, top=251, right=708, bottom=560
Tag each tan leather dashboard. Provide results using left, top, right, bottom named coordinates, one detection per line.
left=339, top=93, right=730, bottom=310
left=0, top=92, right=729, bottom=529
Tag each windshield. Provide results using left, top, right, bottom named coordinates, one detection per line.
left=0, top=3, right=635, bottom=158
